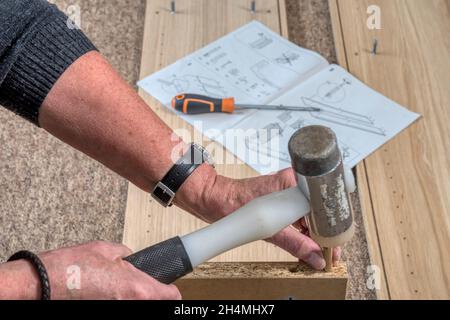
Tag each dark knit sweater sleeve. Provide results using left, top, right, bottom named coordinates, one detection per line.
left=0, top=0, right=97, bottom=125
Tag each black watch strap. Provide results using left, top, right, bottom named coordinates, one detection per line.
left=152, top=144, right=212, bottom=207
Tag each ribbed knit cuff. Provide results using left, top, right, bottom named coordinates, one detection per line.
left=0, top=12, right=97, bottom=125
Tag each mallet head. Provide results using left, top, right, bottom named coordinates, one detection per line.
left=288, top=125, right=354, bottom=248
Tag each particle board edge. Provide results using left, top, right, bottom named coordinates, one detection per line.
left=175, top=262, right=348, bottom=300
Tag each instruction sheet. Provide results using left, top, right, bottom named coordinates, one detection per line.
left=138, top=21, right=420, bottom=174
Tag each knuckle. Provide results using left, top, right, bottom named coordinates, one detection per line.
left=278, top=168, right=296, bottom=189
left=90, top=240, right=107, bottom=248
left=89, top=240, right=114, bottom=255
left=133, top=284, right=152, bottom=300
left=120, top=244, right=133, bottom=256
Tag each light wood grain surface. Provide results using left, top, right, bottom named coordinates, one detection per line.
left=330, top=0, right=450, bottom=299
left=123, top=0, right=298, bottom=262
left=328, top=0, right=390, bottom=300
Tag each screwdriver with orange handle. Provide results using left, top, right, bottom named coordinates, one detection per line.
left=172, top=94, right=321, bottom=115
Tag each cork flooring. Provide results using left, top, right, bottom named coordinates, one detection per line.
left=0, top=0, right=375, bottom=299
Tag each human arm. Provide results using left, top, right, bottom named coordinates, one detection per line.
left=0, top=1, right=333, bottom=270
left=39, top=51, right=332, bottom=270
left=0, top=241, right=181, bottom=300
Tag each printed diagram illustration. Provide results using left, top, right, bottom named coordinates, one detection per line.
left=244, top=123, right=290, bottom=164
left=157, top=75, right=227, bottom=98
left=250, top=60, right=282, bottom=90
left=275, top=52, right=300, bottom=66
left=234, top=26, right=306, bottom=74
left=317, top=78, right=351, bottom=103
left=302, top=78, right=387, bottom=136
left=186, top=75, right=227, bottom=97
left=302, top=97, right=386, bottom=136
left=157, top=78, right=189, bottom=94
left=245, top=32, right=273, bottom=50
left=290, top=118, right=306, bottom=130
left=245, top=112, right=295, bottom=163
left=244, top=110, right=360, bottom=165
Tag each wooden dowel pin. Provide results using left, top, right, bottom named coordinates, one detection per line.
left=323, top=247, right=333, bottom=272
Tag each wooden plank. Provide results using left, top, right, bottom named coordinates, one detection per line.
left=123, top=0, right=348, bottom=300
left=176, top=262, right=348, bottom=300
left=124, top=0, right=296, bottom=262
left=328, top=0, right=390, bottom=300
left=278, top=0, right=289, bottom=38
left=331, top=0, right=450, bottom=299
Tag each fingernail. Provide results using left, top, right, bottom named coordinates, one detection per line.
left=307, top=252, right=326, bottom=270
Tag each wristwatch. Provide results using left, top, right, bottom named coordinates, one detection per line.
left=151, top=143, right=215, bottom=207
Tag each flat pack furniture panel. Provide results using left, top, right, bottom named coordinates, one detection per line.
left=123, top=0, right=348, bottom=299
left=330, top=0, right=450, bottom=299
left=175, top=262, right=347, bottom=300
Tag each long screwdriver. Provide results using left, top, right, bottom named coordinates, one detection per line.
left=171, top=94, right=321, bottom=114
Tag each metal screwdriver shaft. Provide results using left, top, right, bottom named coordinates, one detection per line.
left=235, top=104, right=320, bottom=112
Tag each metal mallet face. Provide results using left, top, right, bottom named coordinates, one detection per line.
left=288, top=125, right=355, bottom=249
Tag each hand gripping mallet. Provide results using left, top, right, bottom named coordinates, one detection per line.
left=124, top=125, right=355, bottom=283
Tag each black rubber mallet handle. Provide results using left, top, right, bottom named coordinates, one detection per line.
left=123, top=237, right=193, bottom=284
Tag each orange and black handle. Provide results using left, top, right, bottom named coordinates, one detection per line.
left=172, top=94, right=235, bottom=114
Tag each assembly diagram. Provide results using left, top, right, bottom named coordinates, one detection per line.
left=317, top=78, right=352, bottom=103
left=302, top=97, right=386, bottom=136
left=243, top=114, right=360, bottom=166
left=300, top=78, right=387, bottom=136
left=157, top=74, right=228, bottom=98
left=250, top=60, right=282, bottom=90
left=275, top=52, right=301, bottom=66
left=235, top=29, right=274, bottom=50
left=139, top=22, right=419, bottom=175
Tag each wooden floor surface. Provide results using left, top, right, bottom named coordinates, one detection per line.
left=330, top=0, right=450, bottom=299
